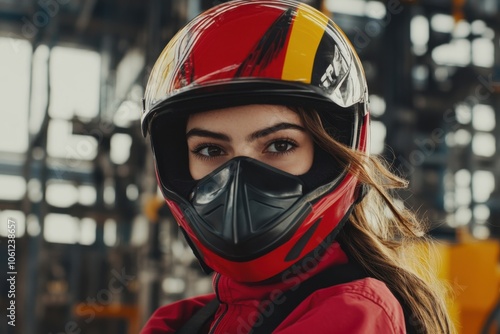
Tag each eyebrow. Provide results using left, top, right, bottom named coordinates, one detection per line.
left=185, top=129, right=230, bottom=141
left=185, top=122, right=306, bottom=142
left=247, top=122, right=306, bottom=141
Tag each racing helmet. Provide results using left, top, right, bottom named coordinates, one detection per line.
left=142, top=0, right=370, bottom=282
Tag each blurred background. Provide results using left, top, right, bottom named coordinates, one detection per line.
left=0, top=0, right=499, bottom=333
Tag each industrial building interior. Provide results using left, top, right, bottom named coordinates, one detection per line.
left=0, top=0, right=499, bottom=333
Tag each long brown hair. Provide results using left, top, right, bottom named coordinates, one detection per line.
left=297, top=107, right=455, bottom=334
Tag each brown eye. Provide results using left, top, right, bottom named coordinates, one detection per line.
left=206, top=146, right=223, bottom=156
left=194, top=145, right=225, bottom=157
left=267, top=140, right=296, bottom=153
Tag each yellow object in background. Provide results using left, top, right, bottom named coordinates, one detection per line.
left=430, top=237, right=500, bottom=334
left=143, top=195, right=166, bottom=223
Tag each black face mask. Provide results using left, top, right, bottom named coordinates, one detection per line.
left=184, top=157, right=313, bottom=261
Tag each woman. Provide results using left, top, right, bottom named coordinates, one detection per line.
left=140, top=0, right=454, bottom=333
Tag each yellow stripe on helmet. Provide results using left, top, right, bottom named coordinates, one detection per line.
left=281, top=4, right=329, bottom=83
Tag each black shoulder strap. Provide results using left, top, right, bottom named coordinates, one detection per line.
left=177, top=261, right=417, bottom=334
left=173, top=262, right=365, bottom=334
left=250, top=261, right=368, bottom=333
left=175, top=297, right=220, bottom=334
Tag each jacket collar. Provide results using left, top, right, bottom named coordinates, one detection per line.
left=213, top=242, right=349, bottom=305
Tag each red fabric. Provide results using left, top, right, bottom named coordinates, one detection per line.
left=140, top=243, right=405, bottom=334
left=140, top=293, right=215, bottom=334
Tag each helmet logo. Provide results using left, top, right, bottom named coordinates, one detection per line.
left=320, top=45, right=343, bottom=93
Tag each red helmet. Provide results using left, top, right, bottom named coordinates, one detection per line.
left=142, top=0, right=370, bottom=282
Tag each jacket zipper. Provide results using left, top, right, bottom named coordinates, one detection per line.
left=208, top=273, right=226, bottom=334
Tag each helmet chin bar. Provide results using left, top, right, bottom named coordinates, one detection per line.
left=186, top=157, right=312, bottom=262
left=179, top=193, right=359, bottom=282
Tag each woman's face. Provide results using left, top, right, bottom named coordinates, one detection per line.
left=186, top=104, right=314, bottom=180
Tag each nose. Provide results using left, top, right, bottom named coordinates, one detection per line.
left=231, top=145, right=259, bottom=161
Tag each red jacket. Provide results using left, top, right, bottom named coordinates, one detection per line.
left=141, top=243, right=405, bottom=333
